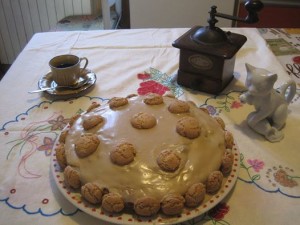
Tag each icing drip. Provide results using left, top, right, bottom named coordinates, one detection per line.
left=64, top=96, right=225, bottom=202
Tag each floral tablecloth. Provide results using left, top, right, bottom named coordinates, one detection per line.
left=0, top=28, right=299, bottom=225
left=259, top=28, right=300, bottom=86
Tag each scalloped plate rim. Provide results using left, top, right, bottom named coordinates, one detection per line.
left=50, top=139, right=240, bottom=225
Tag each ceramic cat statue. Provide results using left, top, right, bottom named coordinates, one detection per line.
left=240, top=63, right=296, bottom=142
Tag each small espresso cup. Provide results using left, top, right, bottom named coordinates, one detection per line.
left=49, top=54, right=88, bottom=86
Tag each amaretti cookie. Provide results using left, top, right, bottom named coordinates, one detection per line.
left=214, top=116, right=226, bottom=130
left=130, top=112, right=157, bottom=129
left=168, top=99, right=190, bottom=114
left=176, top=116, right=201, bottom=139
left=185, top=183, right=206, bottom=208
left=64, top=166, right=81, bottom=189
left=221, top=150, right=234, bottom=175
left=75, top=133, right=100, bottom=158
left=225, top=130, right=234, bottom=149
left=109, top=97, right=128, bottom=109
left=81, top=183, right=103, bottom=204
left=161, top=193, right=185, bottom=215
left=55, top=143, right=67, bottom=169
left=206, top=171, right=224, bottom=194
left=143, top=93, right=164, bottom=105
left=56, top=94, right=236, bottom=218
left=134, top=196, right=160, bottom=216
left=102, top=193, right=125, bottom=213
left=157, top=150, right=181, bottom=172
left=82, top=115, right=104, bottom=130
left=110, top=141, right=136, bottom=166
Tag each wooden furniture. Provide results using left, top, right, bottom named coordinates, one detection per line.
left=101, top=0, right=122, bottom=29
left=237, top=1, right=300, bottom=27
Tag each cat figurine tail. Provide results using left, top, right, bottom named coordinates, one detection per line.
left=240, top=63, right=296, bottom=142
left=278, top=79, right=296, bottom=104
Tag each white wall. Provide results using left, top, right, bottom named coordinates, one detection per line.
left=0, top=0, right=96, bottom=64
left=129, top=0, right=238, bottom=28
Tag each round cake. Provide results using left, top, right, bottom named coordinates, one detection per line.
left=55, top=93, right=234, bottom=217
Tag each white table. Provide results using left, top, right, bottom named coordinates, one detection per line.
left=0, top=28, right=299, bottom=225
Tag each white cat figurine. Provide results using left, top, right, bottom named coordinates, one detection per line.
left=240, top=63, right=296, bottom=142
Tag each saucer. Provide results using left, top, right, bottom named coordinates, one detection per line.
left=38, top=69, right=96, bottom=96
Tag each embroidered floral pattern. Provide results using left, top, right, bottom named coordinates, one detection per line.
left=247, top=159, right=265, bottom=172
left=203, top=91, right=244, bottom=114
left=266, top=166, right=299, bottom=188
left=137, top=73, right=151, bottom=80
left=240, top=154, right=264, bottom=183
left=136, top=68, right=183, bottom=97
left=37, top=137, right=55, bottom=156
left=274, top=169, right=298, bottom=187
left=48, top=115, right=70, bottom=130
left=215, top=95, right=236, bottom=112
left=205, top=105, right=218, bottom=116
left=208, top=203, right=230, bottom=221
left=239, top=153, right=300, bottom=198
left=0, top=97, right=105, bottom=217
left=230, top=100, right=243, bottom=109
left=201, top=202, right=231, bottom=224
left=5, top=114, right=69, bottom=178
left=137, top=80, right=170, bottom=95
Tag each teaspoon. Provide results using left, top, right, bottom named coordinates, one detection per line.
left=28, top=78, right=89, bottom=94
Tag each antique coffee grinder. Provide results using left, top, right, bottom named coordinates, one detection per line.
left=172, top=0, right=264, bottom=94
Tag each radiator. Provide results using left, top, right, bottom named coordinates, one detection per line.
left=0, top=0, right=95, bottom=64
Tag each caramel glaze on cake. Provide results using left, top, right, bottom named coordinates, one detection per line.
left=56, top=93, right=234, bottom=217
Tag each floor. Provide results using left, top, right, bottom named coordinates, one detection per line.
left=53, top=13, right=118, bottom=31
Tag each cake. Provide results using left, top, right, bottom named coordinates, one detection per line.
left=55, top=93, right=234, bottom=217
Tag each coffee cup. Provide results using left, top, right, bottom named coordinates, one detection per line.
left=49, top=54, right=88, bottom=86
